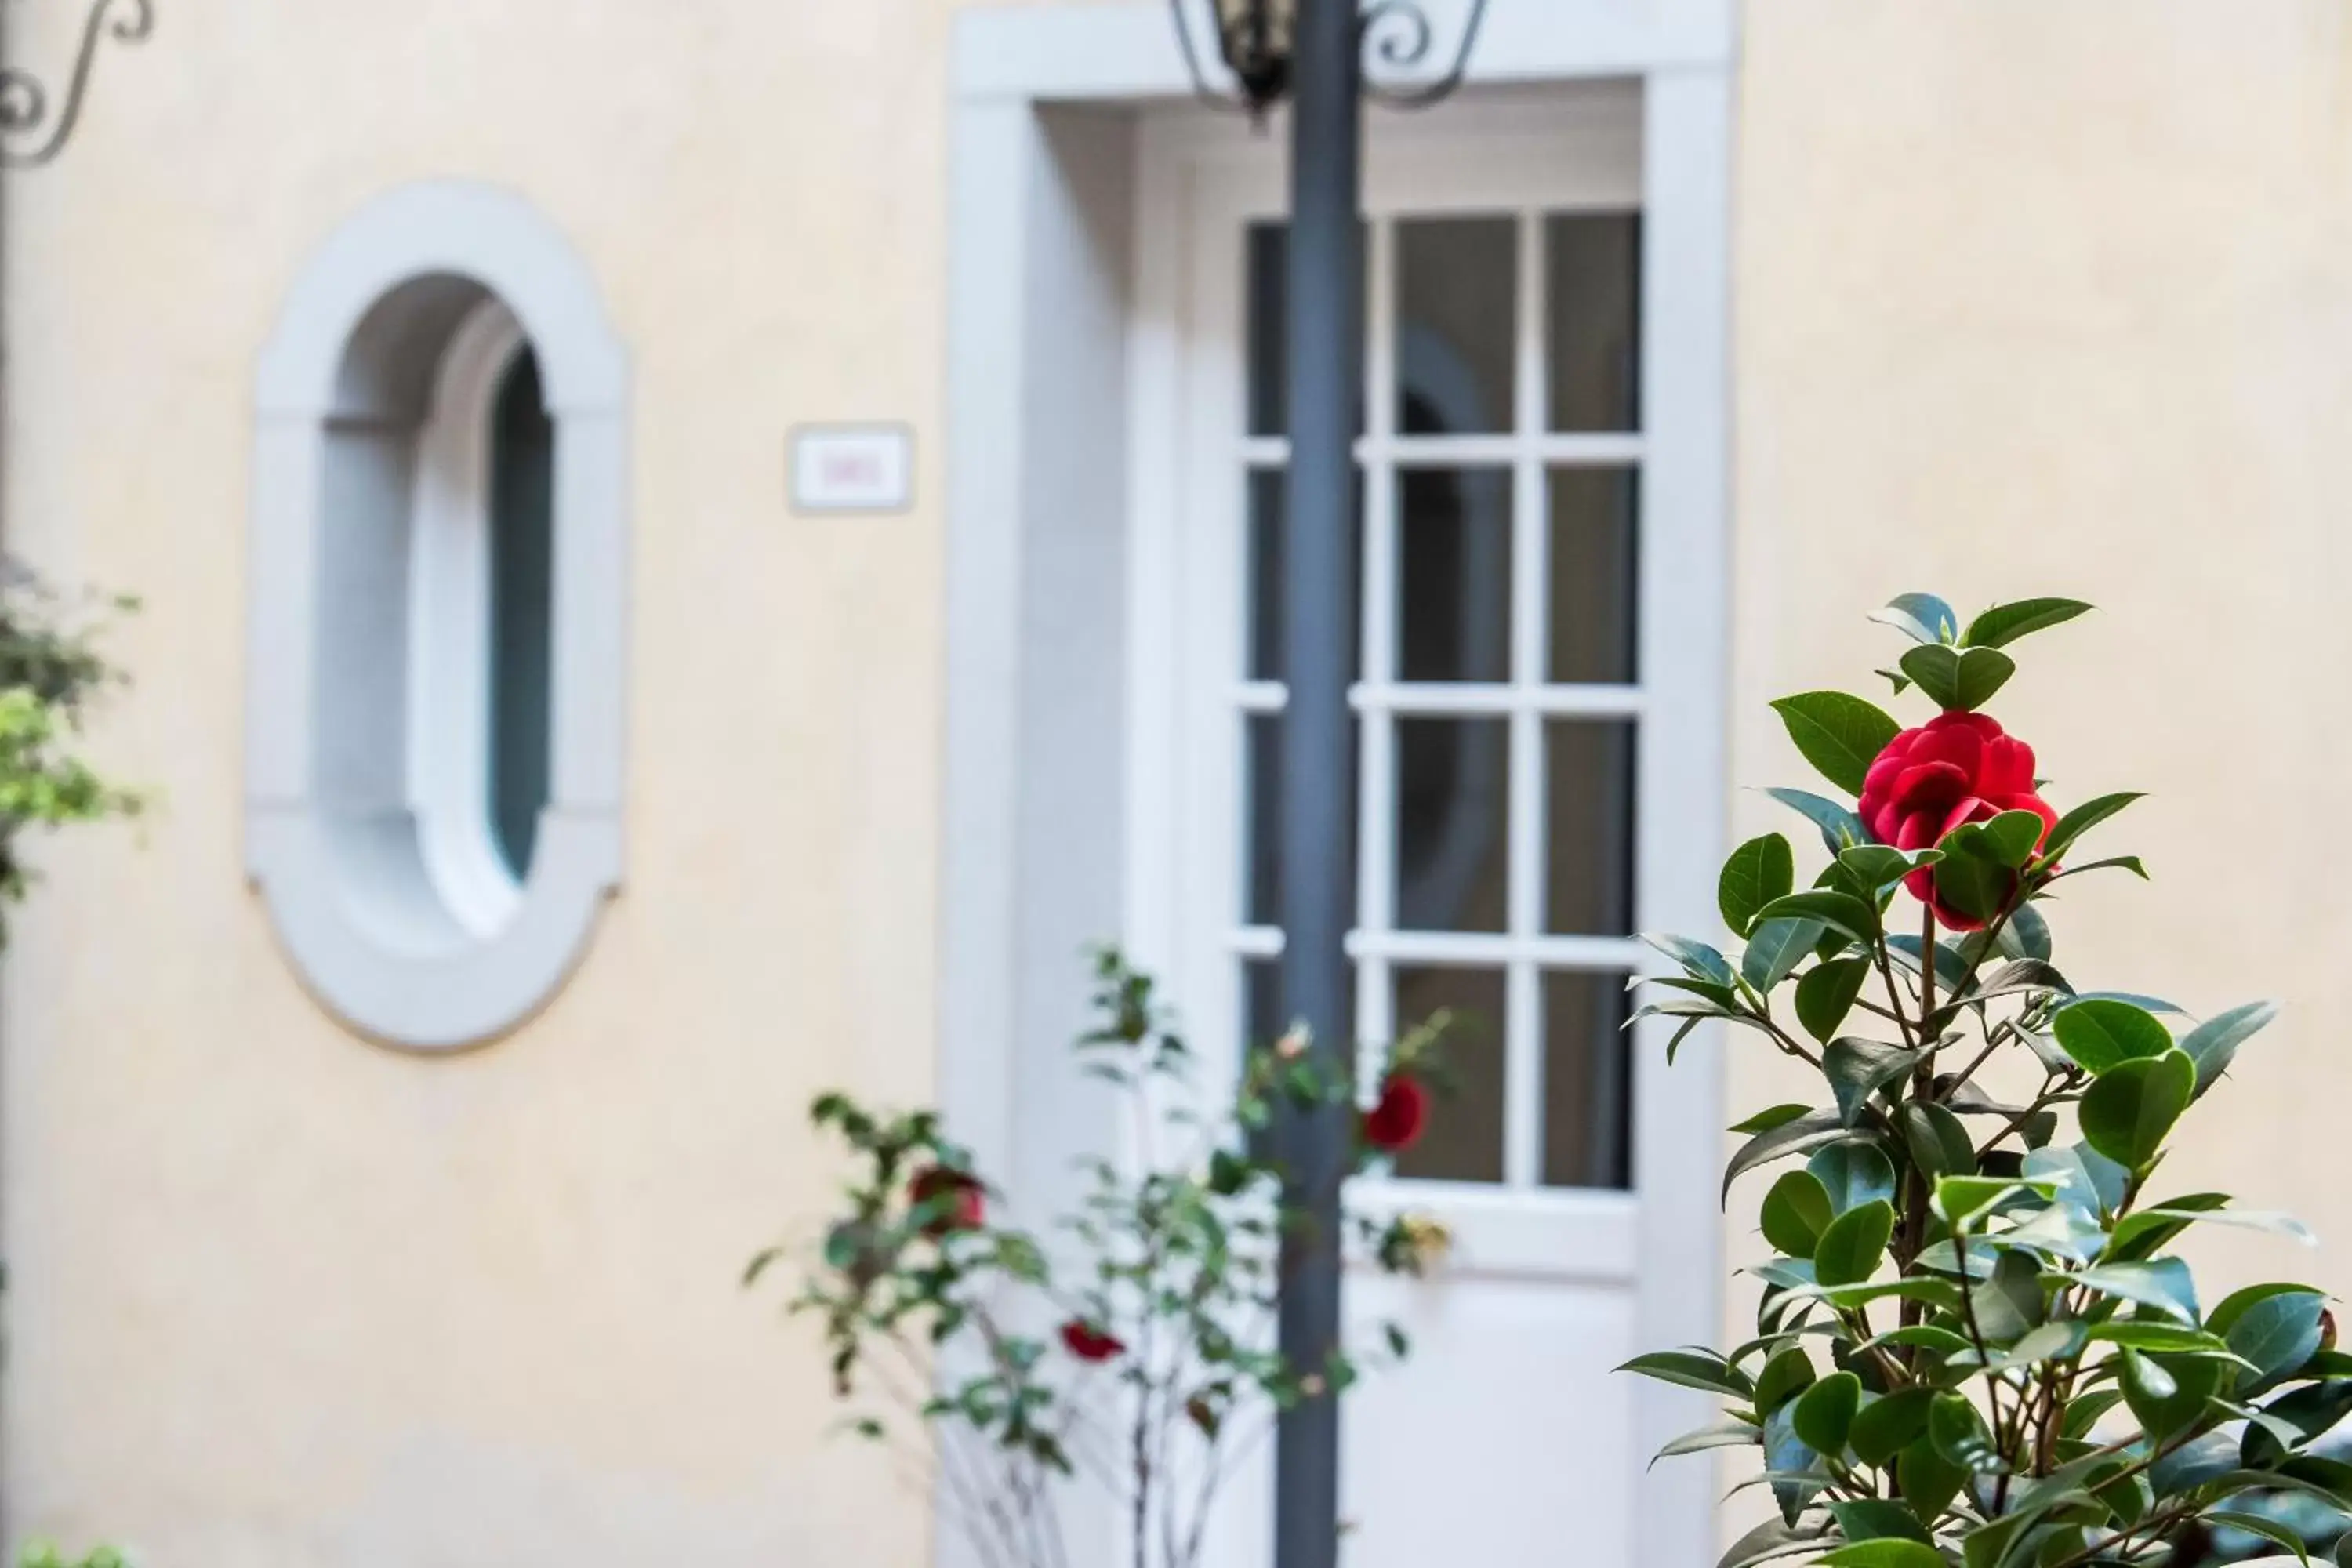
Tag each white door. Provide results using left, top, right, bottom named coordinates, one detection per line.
left=1126, top=89, right=1726, bottom=1568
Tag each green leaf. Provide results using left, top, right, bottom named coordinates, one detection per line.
left=1929, top=1390, right=2000, bottom=1472
left=2181, top=1000, right=2279, bottom=1097
left=1887, top=935, right=1972, bottom=995
left=2212, top=1283, right=2331, bottom=1339
left=1830, top=1497, right=1933, bottom=1545
left=1751, top=891, right=1880, bottom=943
left=1791, top=1370, right=1862, bottom=1455
left=1817, top=1542, right=1945, bottom=1568
left=1795, top=1276, right=1963, bottom=1314
left=1719, top=833, right=1796, bottom=938
left=1753, top=1345, right=1816, bottom=1416
left=1998, top=1200, right=2106, bottom=1263
left=2338, top=1531, right=2352, bottom=1568
left=2025, top=1142, right=2130, bottom=1219
left=1896, top=1438, right=1967, bottom=1525
left=1743, top=918, right=1828, bottom=993
left=1849, top=1388, right=1936, bottom=1468
left=1824, top=1037, right=1922, bottom=1127
left=1962, top=597, right=2092, bottom=650
left=2120, top=1348, right=2220, bottom=1442
left=1962, top=1493, right=2094, bottom=1568
left=1838, top=843, right=1936, bottom=893
left=1652, top=1417, right=1762, bottom=1463
left=1899, top=642, right=2017, bottom=713
left=1996, top=900, right=2053, bottom=962
left=1872, top=593, right=1960, bottom=646
left=1899, top=1101, right=1977, bottom=1180
left=1771, top=692, right=1901, bottom=797
left=1934, top=1176, right=2056, bottom=1232
left=2203, top=1465, right=2352, bottom=1514
left=2052, top=997, right=2173, bottom=1076
left=2039, top=791, right=2143, bottom=865
left=1642, top=932, right=1737, bottom=989
left=2078, top=1049, right=2194, bottom=1169
left=2085, top=1322, right=2237, bottom=1356
left=1979, top=809, right=2047, bottom=867
left=1969, top=1320, right=2087, bottom=1375
left=1725, top=1110, right=1849, bottom=1203
left=2202, top=1512, right=2310, bottom=1566
left=1930, top=829, right=2018, bottom=926
left=1730, top=1103, right=1816, bottom=1136
left=2070, top=989, right=2187, bottom=1014
left=1760, top=1169, right=1836, bottom=1259
left=2245, top=1380, right=2352, bottom=1467
left=2062, top=1388, right=2129, bottom=1442
left=1809, top=1142, right=1897, bottom=1215
left=1857, top=1324, right=1975, bottom=1361
left=1970, top=1250, right=2047, bottom=1342
left=2045, top=855, right=2148, bottom=884
left=2077, top=1258, right=2201, bottom=1323
left=2226, top=1290, right=2327, bottom=1391
left=1761, top=1405, right=1825, bottom=1526
left=1763, top=786, right=1870, bottom=855
left=1617, top=1349, right=1755, bottom=1399
left=2111, top=1203, right=2315, bottom=1257
left=1813, top=1200, right=1895, bottom=1288
left=1795, top=957, right=1872, bottom=1045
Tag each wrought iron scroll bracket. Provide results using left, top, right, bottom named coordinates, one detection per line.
left=2, top=0, right=154, bottom=170
left=1356, top=0, right=1487, bottom=110
left=1167, top=0, right=1489, bottom=116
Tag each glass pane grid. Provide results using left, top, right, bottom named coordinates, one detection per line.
left=1230, top=205, right=1646, bottom=1195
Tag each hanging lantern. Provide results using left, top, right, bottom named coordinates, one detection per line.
left=1209, top=0, right=1297, bottom=114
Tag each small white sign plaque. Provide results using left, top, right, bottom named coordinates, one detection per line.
left=790, top=424, right=915, bottom=514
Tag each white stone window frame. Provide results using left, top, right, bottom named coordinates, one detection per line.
left=247, top=180, right=630, bottom=1053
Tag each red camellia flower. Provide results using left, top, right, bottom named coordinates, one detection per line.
left=1858, top=710, right=2057, bottom=931
left=1060, top=1319, right=1126, bottom=1363
left=907, top=1167, right=985, bottom=1239
left=1361, top=1074, right=1431, bottom=1154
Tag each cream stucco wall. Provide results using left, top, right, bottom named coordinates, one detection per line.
left=0, top=1, right=1087, bottom=1561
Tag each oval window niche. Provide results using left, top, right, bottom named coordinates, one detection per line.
left=247, top=182, right=629, bottom=1051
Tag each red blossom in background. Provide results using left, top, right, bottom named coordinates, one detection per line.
left=1060, top=1319, right=1126, bottom=1363
left=1360, top=1074, right=1431, bottom=1154
left=1858, top=710, right=2056, bottom=930
left=907, top=1167, right=985, bottom=1238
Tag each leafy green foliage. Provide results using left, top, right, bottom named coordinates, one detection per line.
left=1624, top=593, right=2336, bottom=1568
left=0, top=573, right=141, bottom=942
left=16, top=1548, right=125, bottom=1568
left=769, top=949, right=1454, bottom=1568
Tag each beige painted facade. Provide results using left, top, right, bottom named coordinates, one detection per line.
left=4, top=0, right=2350, bottom=1562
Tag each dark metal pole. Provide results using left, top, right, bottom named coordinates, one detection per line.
left=1274, top=2, right=1361, bottom=1566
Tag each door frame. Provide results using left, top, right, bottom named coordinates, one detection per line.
left=943, top=8, right=1735, bottom=1564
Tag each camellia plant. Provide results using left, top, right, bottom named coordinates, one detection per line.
left=756, top=949, right=1454, bottom=1568
left=1621, top=593, right=2350, bottom=1568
